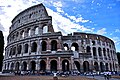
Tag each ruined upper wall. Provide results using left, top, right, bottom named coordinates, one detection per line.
left=9, top=3, right=52, bottom=33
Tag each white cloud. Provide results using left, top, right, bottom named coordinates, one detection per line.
left=65, top=13, right=89, bottom=23
left=111, top=37, right=120, bottom=45
left=115, top=29, right=120, bottom=32
left=96, top=28, right=107, bottom=35
left=53, top=1, right=64, bottom=13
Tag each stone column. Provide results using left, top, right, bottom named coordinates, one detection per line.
left=47, top=38, right=51, bottom=51
left=46, top=57, right=50, bottom=71
left=58, top=57, right=61, bottom=71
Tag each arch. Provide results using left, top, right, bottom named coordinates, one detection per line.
left=94, top=62, right=99, bottom=71
left=86, top=46, right=91, bottom=53
left=62, top=59, right=69, bottom=72
left=98, top=47, right=102, bottom=56
left=105, top=63, right=109, bottom=71
left=51, top=40, right=57, bottom=51
left=40, top=60, right=46, bottom=71
left=7, top=63, right=10, bottom=70
left=15, top=62, right=19, bottom=71
left=30, top=61, right=36, bottom=71
left=100, top=62, right=104, bottom=72
left=83, top=61, right=89, bottom=72
left=107, top=49, right=110, bottom=58
left=43, top=26, right=48, bottom=33
left=103, top=48, right=106, bottom=56
left=31, top=42, right=37, bottom=52
left=12, top=47, right=16, bottom=55
left=71, top=43, right=79, bottom=51
left=22, top=61, right=27, bottom=71
left=109, top=63, right=112, bottom=71
left=24, top=44, right=28, bottom=53
left=41, top=41, right=47, bottom=51
left=74, top=61, right=80, bottom=72
left=10, top=48, right=12, bottom=56
left=50, top=60, right=57, bottom=72
left=11, top=63, right=14, bottom=71
left=35, top=27, right=39, bottom=35
left=63, top=43, right=69, bottom=50
left=93, top=47, right=96, bottom=56
left=17, top=45, right=22, bottom=54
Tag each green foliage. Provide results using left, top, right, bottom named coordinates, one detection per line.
left=0, top=31, right=4, bottom=71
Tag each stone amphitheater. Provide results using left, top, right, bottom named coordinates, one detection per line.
left=2, top=3, right=119, bottom=74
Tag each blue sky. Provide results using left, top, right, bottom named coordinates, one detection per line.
left=0, top=0, right=120, bottom=52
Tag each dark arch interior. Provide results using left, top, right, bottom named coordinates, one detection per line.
left=74, top=61, right=80, bottom=72
left=41, top=41, right=47, bottom=51
left=40, top=60, right=46, bottom=71
left=62, top=60, right=69, bottom=72
left=50, top=60, right=57, bottom=72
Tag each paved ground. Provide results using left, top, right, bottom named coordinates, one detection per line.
left=85, top=75, right=120, bottom=80
left=0, top=75, right=96, bottom=80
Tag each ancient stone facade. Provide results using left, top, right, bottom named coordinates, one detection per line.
left=2, top=4, right=119, bottom=73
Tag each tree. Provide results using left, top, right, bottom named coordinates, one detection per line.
left=0, top=31, right=4, bottom=71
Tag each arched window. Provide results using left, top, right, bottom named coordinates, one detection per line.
left=24, top=44, right=28, bottom=53
left=51, top=40, right=57, bottom=51
left=98, top=47, right=102, bottom=56
left=35, top=27, right=39, bottom=35
left=103, top=48, right=106, bottom=56
left=71, top=43, right=79, bottom=51
left=41, top=41, right=47, bottom=51
left=43, top=26, right=48, bottom=33
left=12, top=47, right=16, bottom=55
left=86, top=46, right=91, bottom=53
left=27, top=29, right=31, bottom=36
left=17, top=45, right=22, bottom=54
left=63, top=43, right=69, bottom=50
left=31, top=42, right=37, bottom=52
left=93, top=47, right=96, bottom=56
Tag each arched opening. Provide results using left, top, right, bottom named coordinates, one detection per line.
left=7, top=63, right=9, bottom=70
left=10, top=48, right=12, bottom=56
left=17, top=45, right=22, bottom=54
left=22, top=62, right=27, bottom=71
left=51, top=40, right=57, bottom=51
left=107, top=49, right=110, bottom=58
left=24, top=44, right=28, bottom=53
left=11, top=63, right=14, bottom=71
left=109, top=63, right=112, bottom=71
left=35, top=27, right=39, bottom=35
left=28, top=29, right=31, bottom=36
left=40, top=60, right=46, bottom=71
left=83, top=61, right=89, bottom=72
left=74, top=61, right=80, bottom=72
left=105, top=63, right=109, bottom=71
left=94, top=62, right=99, bottom=71
left=15, top=62, right=19, bottom=71
left=50, top=60, right=57, bottom=72
left=12, top=47, right=16, bottom=55
left=62, top=60, right=69, bottom=72
left=86, top=46, right=91, bottom=53
left=98, top=47, right=102, bottom=56
left=43, top=26, right=48, bottom=33
left=103, top=48, right=106, bottom=57
left=30, top=61, right=36, bottom=71
left=41, top=41, right=47, bottom=51
left=31, top=42, right=37, bottom=52
left=63, top=43, right=69, bottom=50
left=100, top=62, right=104, bottom=72
left=93, top=47, right=96, bottom=56
left=71, top=43, right=79, bottom=51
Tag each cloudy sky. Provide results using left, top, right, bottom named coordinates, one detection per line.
left=0, top=0, right=120, bottom=52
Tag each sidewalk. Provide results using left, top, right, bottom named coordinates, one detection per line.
left=86, top=75, right=120, bottom=80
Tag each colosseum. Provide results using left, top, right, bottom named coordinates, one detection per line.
left=2, top=3, right=119, bottom=74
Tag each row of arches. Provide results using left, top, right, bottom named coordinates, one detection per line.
left=63, top=42, right=115, bottom=59
left=9, top=40, right=58, bottom=56
left=9, top=25, right=48, bottom=43
left=5, top=59, right=70, bottom=72
left=5, top=60, right=117, bottom=72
